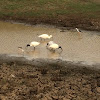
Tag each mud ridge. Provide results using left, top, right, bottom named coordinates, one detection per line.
left=0, top=54, right=100, bottom=99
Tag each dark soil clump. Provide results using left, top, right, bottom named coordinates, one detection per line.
left=0, top=62, right=100, bottom=100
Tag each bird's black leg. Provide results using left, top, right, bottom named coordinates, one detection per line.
left=52, top=49, right=55, bottom=53
left=34, top=47, right=35, bottom=50
left=41, top=38, right=42, bottom=41
left=22, top=52, right=24, bottom=56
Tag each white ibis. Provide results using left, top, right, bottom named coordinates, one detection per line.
left=46, top=41, right=55, bottom=48
left=38, top=34, right=53, bottom=40
left=26, top=41, right=40, bottom=50
left=48, top=43, right=63, bottom=52
left=75, top=28, right=82, bottom=38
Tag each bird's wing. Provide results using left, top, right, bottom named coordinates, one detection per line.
left=38, top=34, right=48, bottom=37
left=49, top=41, right=54, bottom=45
left=49, top=44, right=58, bottom=48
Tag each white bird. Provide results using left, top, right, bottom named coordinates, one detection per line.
left=76, top=28, right=81, bottom=33
left=46, top=41, right=55, bottom=48
left=26, top=41, right=40, bottom=50
left=48, top=43, right=63, bottom=52
left=75, top=28, right=82, bottom=39
left=75, top=28, right=82, bottom=38
left=38, top=34, right=53, bottom=40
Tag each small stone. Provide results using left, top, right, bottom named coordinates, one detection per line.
left=97, top=87, right=100, bottom=93
left=51, top=96, right=58, bottom=99
left=63, top=98, right=70, bottom=100
left=10, top=74, right=15, bottom=78
left=88, top=91, right=93, bottom=95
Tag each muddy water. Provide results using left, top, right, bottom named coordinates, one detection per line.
left=0, top=21, right=100, bottom=64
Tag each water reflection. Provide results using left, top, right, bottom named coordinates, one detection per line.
left=25, top=49, right=40, bottom=58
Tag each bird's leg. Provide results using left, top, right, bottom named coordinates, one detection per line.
left=41, top=38, right=42, bottom=41
left=52, top=49, right=55, bottom=53
left=50, top=48, right=53, bottom=51
left=44, top=38, right=45, bottom=41
left=78, top=32, right=82, bottom=39
left=78, top=32, right=81, bottom=36
left=46, top=45, right=49, bottom=49
left=22, top=52, right=24, bottom=56
left=40, top=38, right=42, bottom=41
left=34, top=47, right=35, bottom=50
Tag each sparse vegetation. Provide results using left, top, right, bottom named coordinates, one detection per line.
left=0, top=0, right=100, bottom=17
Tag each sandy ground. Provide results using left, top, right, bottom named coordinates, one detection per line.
left=0, top=55, right=100, bottom=100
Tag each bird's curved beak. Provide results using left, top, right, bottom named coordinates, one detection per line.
left=60, top=47, right=63, bottom=51
left=25, top=45, right=29, bottom=49
left=58, top=48, right=63, bottom=54
left=46, top=45, right=48, bottom=48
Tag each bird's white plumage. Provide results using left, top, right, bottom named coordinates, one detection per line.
left=46, top=41, right=55, bottom=49
left=49, top=43, right=59, bottom=49
left=30, top=41, right=40, bottom=47
left=48, top=41, right=55, bottom=45
left=38, top=34, right=52, bottom=39
left=76, top=28, right=81, bottom=33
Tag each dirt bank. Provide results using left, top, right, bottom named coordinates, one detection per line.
left=0, top=55, right=100, bottom=100
left=0, top=0, right=100, bottom=31
left=1, top=14, right=100, bottom=32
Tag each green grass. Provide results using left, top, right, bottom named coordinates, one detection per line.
left=0, top=0, right=100, bottom=19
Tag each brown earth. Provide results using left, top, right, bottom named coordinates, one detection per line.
left=0, top=61, right=100, bottom=100
left=1, top=13, right=100, bottom=32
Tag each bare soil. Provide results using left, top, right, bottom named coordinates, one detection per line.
left=1, top=13, right=100, bottom=32
left=0, top=61, right=100, bottom=100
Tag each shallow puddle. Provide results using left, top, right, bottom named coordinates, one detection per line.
left=0, top=21, right=100, bottom=64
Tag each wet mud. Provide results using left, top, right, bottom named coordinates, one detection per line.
left=0, top=21, right=100, bottom=64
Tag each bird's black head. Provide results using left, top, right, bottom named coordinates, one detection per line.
left=26, top=44, right=30, bottom=47
left=47, top=43, right=49, bottom=46
left=59, top=46, right=63, bottom=50
left=46, top=43, right=49, bottom=48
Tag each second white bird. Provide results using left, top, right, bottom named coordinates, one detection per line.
left=26, top=41, right=40, bottom=50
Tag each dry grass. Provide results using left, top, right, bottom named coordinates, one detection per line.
left=0, top=0, right=100, bottom=18
left=0, top=0, right=100, bottom=31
